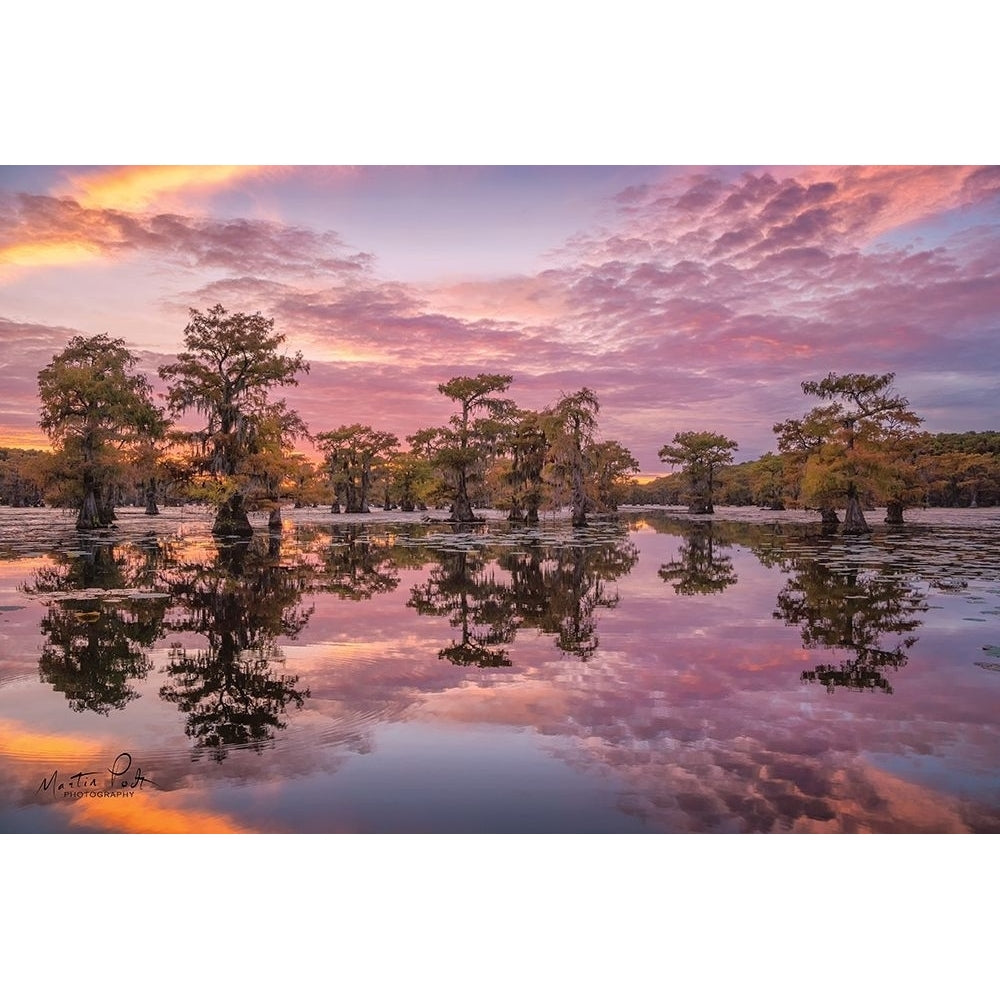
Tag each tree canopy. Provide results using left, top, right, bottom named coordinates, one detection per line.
left=780, top=372, right=922, bottom=532
left=658, top=430, right=737, bottom=514
left=38, top=333, right=166, bottom=529
left=418, top=373, right=515, bottom=522
left=158, top=305, right=309, bottom=535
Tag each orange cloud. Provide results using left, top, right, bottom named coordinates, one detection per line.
left=0, top=238, right=103, bottom=270
left=59, top=165, right=269, bottom=212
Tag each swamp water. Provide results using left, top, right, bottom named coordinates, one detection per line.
left=1, top=505, right=998, bottom=833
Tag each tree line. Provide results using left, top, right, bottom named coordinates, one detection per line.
left=13, top=305, right=640, bottom=534
left=637, top=377, right=1000, bottom=532
left=3, top=304, right=998, bottom=535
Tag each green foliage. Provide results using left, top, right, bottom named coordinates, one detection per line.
left=37, top=333, right=167, bottom=527
left=0, top=448, right=48, bottom=506
left=388, top=450, right=437, bottom=512
left=418, top=373, right=515, bottom=521
left=658, top=430, right=737, bottom=513
left=586, top=439, right=640, bottom=512
left=776, top=371, right=923, bottom=528
left=545, top=387, right=600, bottom=527
left=159, top=304, right=308, bottom=476
left=497, top=408, right=549, bottom=522
left=316, top=424, right=400, bottom=513
left=158, top=305, right=309, bottom=531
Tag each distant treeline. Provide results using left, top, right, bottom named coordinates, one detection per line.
left=626, top=430, right=1000, bottom=510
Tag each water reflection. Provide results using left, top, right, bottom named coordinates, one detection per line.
left=7, top=510, right=999, bottom=832
left=25, top=538, right=170, bottom=713
left=657, top=523, right=738, bottom=595
left=159, top=537, right=313, bottom=760
left=408, top=535, right=639, bottom=667
left=316, top=525, right=401, bottom=600
left=408, top=548, right=516, bottom=667
left=774, top=559, right=927, bottom=694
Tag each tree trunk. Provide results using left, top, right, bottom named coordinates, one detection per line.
left=76, top=487, right=102, bottom=529
left=820, top=507, right=839, bottom=525
left=144, top=479, right=160, bottom=516
left=268, top=506, right=282, bottom=532
left=99, top=484, right=117, bottom=526
left=76, top=467, right=110, bottom=529
left=842, top=485, right=872, bottom=534
left=213, top=492, right=253, bottom=537
left=452, top=493, right=477, bottom=522
left=451, top=469, right=478, bottom=522
left=571, top=456, right=588, bottom=527
left=885, top=499, right=904, bottom=525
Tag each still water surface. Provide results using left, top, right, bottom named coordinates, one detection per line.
left=1, top=505, right=998, bottom=833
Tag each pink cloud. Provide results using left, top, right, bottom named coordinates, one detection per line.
left=0, top=193, right=370, bottom=277
left=2, top=166, right=998, bottom=467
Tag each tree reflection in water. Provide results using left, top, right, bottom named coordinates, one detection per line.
left=315, top=525, right=401, bottom=600
left=160, top=536, right=313, bottom=760
left=657, top=523, right=738, bottom=595
left=27, top=536, right=170, bottom=713
left=408, top=530, right=639, bottom=667
left=408, top=548, right=518, bottom=668
left=635, top=513, right=931, bottom=694
left=773, top=558, right=927, bottom=694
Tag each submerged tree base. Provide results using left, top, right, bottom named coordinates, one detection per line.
left=842, top=495, right=873, bottom=534
left=449, top=495, right=484, bottom=524
left=213, top=493, right=254, bottom=537
left=76, top=489, right=116, bottom=530
left=885, top=500, right=905, bottom=525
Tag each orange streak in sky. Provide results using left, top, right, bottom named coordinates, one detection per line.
left=0, top=239, right=103, bottom=270
left=62, top=165, right=268, bottom=212
left=0, top=428, right=50, bottom=451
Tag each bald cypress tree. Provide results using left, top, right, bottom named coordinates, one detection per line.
left=158, top=305, right=309, bottom=536
left=38, top=334, right=166, bottom=529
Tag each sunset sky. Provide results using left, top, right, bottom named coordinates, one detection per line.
left=2, top=164, right=998, bottom=470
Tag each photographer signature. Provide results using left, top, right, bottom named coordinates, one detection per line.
left=37, top=752, right=159, bottom=799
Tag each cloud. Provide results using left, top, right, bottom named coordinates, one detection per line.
left=0, top=317, right=95, bottom=448
left=56, top=165, right=272, bottom=212
left=0, top=192, right=371, bottom=278
left=2, top=166, right=998, bottom=467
